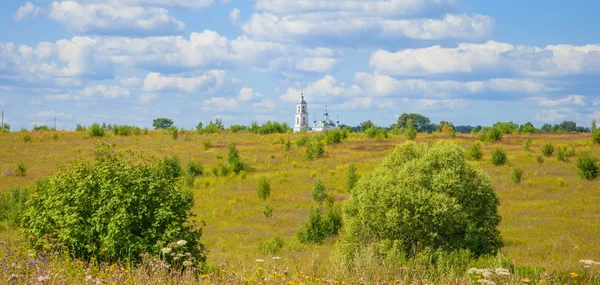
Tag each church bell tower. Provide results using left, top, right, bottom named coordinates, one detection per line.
left=293, top=92, right=309, bottom=132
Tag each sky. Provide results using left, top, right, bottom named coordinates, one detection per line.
left=0, top=0, right=599, bottom=130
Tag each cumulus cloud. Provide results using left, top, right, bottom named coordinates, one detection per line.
left=14, top=2, right=41, bottom=21
left=279, top=75, right=362, bottom=103
left=535, top=109, right=570, bottom=123
left=533, top=95, right=587, bottom=107
left=238, top=87, right=263, bottom=102
left=370, top=41, right=600, bottom=77
left=48, top=1, right=184, bottom=36
left=84, top=0, right=214, bottom=9
left=142, top=70, right=231, bottom=92
left=202, top=97, right=240, bottom=112
left=229, top=8, right=240, bottom=23
left=44, top=85, right=130, bottom=101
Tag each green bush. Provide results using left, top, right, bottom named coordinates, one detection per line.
left=22, top=143, right=206, bottom=265
left=523, top=137, right=532, bottom=151
left=263, top=205, right=274, bottom=218
left=312, top=179, right=327, bottom=204
left=490, top=147, right=508, bottom=166
left=576, top=151, right=599, bottom=180
left=284, top=137, right=292, bottom=150
left=512, top=168, right=523, bottom=184
left=258, top=235, right=284, bottom=254
left=305, top=137, right=325, bottom=160
left=22, top=134, right=31, bottom=143
left=296, top=136, right=310, bottom=146
left=227, top=144, right=248, bottom=174
left=249, top=121, right=290, bottom=134
left=186, top=160, right=203, bottom=176
left=541, top=143, right=554, bottom=157
left=593, top=130, right=600, bottom=144
left=334, top=141, right=502, bottom=262
left=405, top=127, right=417, bottom=141
left=33, top=125, right=50, bottom=131
left=467, top=142, right=483, bottom=160
left=536, top=155, right=544, bottom=164
left=346, top=163, right=358, bottom=192
left=89, top=123, right=105, bottom=137
left=297, top=208, right=342, bottom=244
left=485, top=128, right=502, bottom=142
left=325, top=129, right=343, bottom=144
left=75, top=124, right=87, bottom=131
left=15, top=162, right=27, bottom=176
left=0, top=187, right=29, bottom=227
left=202, top=139, right=212, bottom=150
left=257, top=177, right=271, bottom=201
left=161, top=155, right=182, bottom=178
left=113, top=125, right=142, bottom=136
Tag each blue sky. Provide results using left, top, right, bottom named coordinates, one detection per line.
left=0, top=0, right=599, bottom=130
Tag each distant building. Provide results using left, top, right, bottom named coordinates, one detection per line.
left=293, top=92, right=340, bottom=132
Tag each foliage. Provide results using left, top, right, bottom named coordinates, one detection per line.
left=592, top=119, right=597, bottom=133
left=325, top=129, right=346, bottom=144
left=198, top=120, right=224, bottom=134
left=227, top=144, right=248, bottom=174
left=404, top=119, right=417, bottom=141
left=467, top=142, right=483, bottom=160
left=22, top=143, right=206, bottom=265
left=312, top=179, right=327, bottom=204
left=89, top=123, right=105, bottom=137
left=284, top=137, right=292, bottom=150
left=14, top=162, right=27, bottom=176
left=541, top=143, right=554, bottom=157
left=0, top=187, right=29, bottom=226
left=258, top=235, right=284, bottom=254
left=263, top=205, right=274, bottom=218
left=153, top=118, right=174, bottom=129
left=359, top=120, right=375, bottom=132
left=536, top=155, right=545, bottom=164
left=171, top=128, right=179, bottom=140
left=397, top=113, right=432, bottom=132
left=576, top=151, right=599, bottom=180
left=33, top=125, right=51, bottom=131
left=593, top=130, right=600, bottom=144
left=75, top=124, right=87, bottom=131
left=257, top=177, right=271, bottom=201
left=512, top=168, right=523, bottom=184
left=305, top=136, right=325, bottom=160
left=0, top=122, right=10, bottom=132
left=491, top=147, right=508, bottom=166
left=523, top=137, right=532, bottom=151
left=297, top=208, right=342, bottom=244
left=249, top=121, right=290, bottom=134
left=186, top=160, right=203, bottom=176
left=228, top=124, right=247, bottom=133
left=202, top=139, right=212, bottom=150
left=161, top=155, right=182, bottom=178
left=519, top=122, right=537, bottom=134
left=365, top=125, right=388, bottom=140
left=113, top=125, right=142, bottom=136
left=335, top=141, right=502, bottom=261
left=295, top=135, right=310, bottom=146
left=485, top=127, right=503, bottom=142
left=22, top=134, right=31, bottom=143
left=492, top=122, right=519, bottom=134
left=346, top=163, right=358, bottom=192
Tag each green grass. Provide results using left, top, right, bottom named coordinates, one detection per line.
left=1, top=130, right=599, bottom=283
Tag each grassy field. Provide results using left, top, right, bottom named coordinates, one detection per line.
left=1, top=130, right=599, bottom=283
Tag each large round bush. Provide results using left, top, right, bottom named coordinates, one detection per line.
left=23, top=143, right=206, bottom=265
left=336, top=141, right=502, bottom=262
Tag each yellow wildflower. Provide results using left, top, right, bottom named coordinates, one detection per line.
left=521, top=277, right=530, bottom=283
left=570, top=272, right=579, bottom=278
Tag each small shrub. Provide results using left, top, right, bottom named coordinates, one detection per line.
left=305, top=137, right=325, bottom=160
left=257, top=177, right=271, bottom=201
left=258, top=235, right=284, bottom=254
left=15, top=163, right=27, bottom=176
left=296, top=136, right=310, bottom=146
left=486, top=127, right=503, bottom=142
left=227, top=144, right=247, bottom=174
left=183, top=173, right=195, bottom=188
left=536, top=155, right=545, bottom=164
left=202, top=139, right=212, bottom=150
left=523, top=137, right=532, bottom=151
left=22, top=134, right=31, bottom=143
left=312, top=179, right=327, bottom=204
left=512, top=168, right=523, bottom=184
left=263, top=205, right=274, bottom=218
left=557, top=177, right=565, bottom=187
left=75, top=124, right=87, bottom=131
left=52, top=133, right=59, bottom=141
left=297, top=208, right=342, bottom=244
left=593, top=130, right=600, bottom=144
left=172, top=129, right=179, bottom=140
left=89, top=123, right=105, bottom=137
left=186, top=161, right=203, bottom=176
left=541, top=143, right=554, bottom=157
left=161, top=156, right=182, bottom=178
left=556, top=146, right=568, bottom=162
left=284, top=137, right=292, bottom=150
left=346, top=163, right=358, bottom=192
left=576, top=151, right=599, bottom=180
left=491, top=147, right=508, bottom=166
left=325, top=130, right=343, bottom=144
left=467, top=142, right=483, bottom=160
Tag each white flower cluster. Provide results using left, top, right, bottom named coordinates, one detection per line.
left=467, top=267, right=511, bottom=285
left=176, top=240, right=187, bottom=247
left=580, top=259, right=600, bottom=268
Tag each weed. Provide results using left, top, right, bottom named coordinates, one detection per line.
left=22, top=134, right=31, bottom=143
left=263, top=205, right=274, bottom=218
left=523, top=137, right=532, bottom=151
left=257, top=177, right=271, bottom=201
left=258, top=235, right=284, bottom=254
left=14, top=163, right=26, bottom=176
left=186, top=160, right=203, bottom=176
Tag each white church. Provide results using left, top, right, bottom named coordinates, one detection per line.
left=293, top=93, right=340, bottom=132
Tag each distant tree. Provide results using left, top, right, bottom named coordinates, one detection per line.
left=519, top=122, right=537, bottom=134
left=0, top=123, right=9, bottom=132
left=493, top=122, right=519, bottom=134
left=559, top=121, right=577, bottom=132
left=196, top=122, right=203, bottom=131
left=214, top=118, right=225, bottom=130
left=397, top=113, right=432, bottom=132
left=153, top=118, right=174, bottom=129
left=592, top=120, right=597, bottom=133
left=540, top=123, right=552, bottom=133
left=359, top=120, right=374, bottom=132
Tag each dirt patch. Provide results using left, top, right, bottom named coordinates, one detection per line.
left=351, top=144, right=395, bottom=152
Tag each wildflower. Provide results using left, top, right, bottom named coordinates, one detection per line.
left=272, top=256, right=281, bottom=260
left=201, top=274, right=209, bottom=279
left=176, top=240, right=187, bottom=246
left=467, top=268, right=479, bottom=274
left=521, top=277, right=530, bottom=283
left=7, top=274, right=19, bottom=282
left=495, top=268, right=510, bottom=276
left=161, top=247, right=172, bottom=254
left=580, top=259, right=600, bottom=266
left=255, top=259, right=265, bottom=262
left=185, top=252, right=191, bottom=256
left=477, top=280, right=496, bottom=285
left=183, top=260, right=193, bottom=267
left=37, top=274, right=50, bottom=282
left=570, top=272, right=579, bottom=278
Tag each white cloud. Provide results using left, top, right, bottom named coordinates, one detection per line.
left=44, top=85, right=130, bottom=100
left=142, top=70, right=231, bottom=92
left=370, top=41, right=600, bottom=76
left=252, top=98, right=277, bottom=111
left=48, top=1, right=184, bottom=36
left=295, top=58, right=338, bottom=73
left=28, top=110, right=73, bottom=119
left=14, top=2, right=41, bottom=21
left=120, top=76, right=143, bottom=87
left=238, top=87, right=263, bottom=102
left=83, top=0, right=214, bottom=9
left=137, top=93, right=158, bottom=103
left=279, top=75, right=362, bottom=102
left=202, top=97, right=240, bottom=112
left=336, top=97, right=373, bottom=110
left=533, top=95, right=586, bottom=107
left=535, top=109, right=569, bottom=122
left=254, top=0, right=459, bottom=16
left=229, top=8, right=240, bottom=23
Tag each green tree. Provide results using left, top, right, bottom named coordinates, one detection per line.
left=305, top=136, right=325, bottom=160
left=592, top=120, right=597, bottom=133
left=577, top=151, right=599, bottom=180
left=346, top=163, right=358, bottom=192
left=359, top=120, right=374, bottom=132
left=89, top=122, right=105, bottom=137
left=334, top=141, right=502, bottom=261
left=467, top=142, right=483, bottom=160
left=540, top=123, right=552, bottom=132
left=257, top=177, right=271, bottom=201
left=153, top=118, right=174, bottom=129
left=404, top=119, right=417, bottom=141
left=22, top=143, right=206, bottom=265
left=397, top=113, right=432, bottom=132
left=0, top=123, right=9, bottom=132
left=312, top=179, right=327, bottom=204
left=227, top=144, right=247, bottom=174
left=491, top=147, right=508, bottom=166
left=519, top=122, right=537, bottom=134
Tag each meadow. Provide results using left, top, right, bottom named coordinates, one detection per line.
left=1, top=129, right=599, bottom=284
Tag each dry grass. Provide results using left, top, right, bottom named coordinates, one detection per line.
left=1, top=130, right=599, bottom=283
